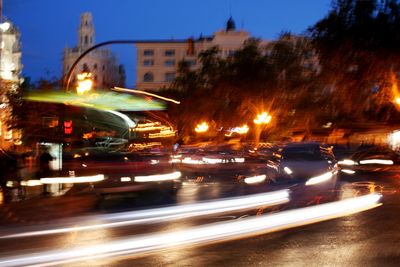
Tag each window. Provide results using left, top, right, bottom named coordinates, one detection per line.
left=165, top=49, right=175, bottom=56
left=144, top=72, right=154, bottom=82
left=165, top=72, right=176, bottom=82
left=164, top=60, right=175, bottom=67
left=186, top=60, right=196, bottom=67
left=93, top=63, right=97, bottom=70
left=143, top=60, right=154, bottom=66
left=102, top=65, right=105, bottom=70
left=143, top=49, right=154, bottom=56
left=84, top=35, right=88, bottom=44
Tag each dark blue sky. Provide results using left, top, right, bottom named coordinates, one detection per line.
left=5, top=0, right=331, bottom=87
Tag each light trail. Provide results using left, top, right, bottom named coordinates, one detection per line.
left=0, top=190, right=290, bottom=239
left=359, top=159, right=394, bottom=165
left=113, top=87, right=181, bottom=104
left=305, top=171, right=334, bottom=186
left=40, top=174, right=105, bottom=184
left=134, top=171, right=181, bottom=182
left=0, top=193, right=381, bottom=267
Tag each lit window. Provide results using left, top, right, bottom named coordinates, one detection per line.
left=144, top=72, right=154, bottom=82
left=164, top=60, right=175, bottom=66
left=144, top=50, right=154, bottom=56
left=165, top=72, right=176, bottom=82
left=143, top=60, right=154, bottom=66
left=165, top=50, right=175, bottom=56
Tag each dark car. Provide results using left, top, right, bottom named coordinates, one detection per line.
left=338, top=147, right=399, bottom=173
left=267, top=142, right=339, bottom=186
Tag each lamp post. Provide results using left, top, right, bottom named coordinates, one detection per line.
left=76, top=72, right=93, bottom=95
left=253, top=112, right=272, bottom=147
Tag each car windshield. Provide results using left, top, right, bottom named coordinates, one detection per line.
left=282, top=146, right=323, bottom=160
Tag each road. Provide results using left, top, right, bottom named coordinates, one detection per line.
left=0, top=167, right=399, bottom=266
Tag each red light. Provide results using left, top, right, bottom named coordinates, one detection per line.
left=64, top=120, right=73, bottom=134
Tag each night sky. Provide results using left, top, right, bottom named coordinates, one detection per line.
left=5, top=0, right=331, bottom=87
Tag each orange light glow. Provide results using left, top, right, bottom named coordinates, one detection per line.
left=195, top=122, right=209, bottom=133
left=254, top=112, right=272, bottom=125
left=76, top=72, right=93, bottom=95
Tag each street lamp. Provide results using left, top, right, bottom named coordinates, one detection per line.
left=195, top=122, right=209, bottom=133
left=254, top=112, right=272, bottom=125
left=76, top=72, right=93, bottom=95
left=253, top=112, right=272, bottom=147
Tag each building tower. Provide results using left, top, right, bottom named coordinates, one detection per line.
left=63, top=12, right=125, bottom=90
left=78, top=12, right=95, bottom=49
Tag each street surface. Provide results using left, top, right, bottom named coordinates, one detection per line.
left=0, top=164, right=399, bottom=266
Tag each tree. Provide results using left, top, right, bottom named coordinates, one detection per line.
left=309, top=0, right=400, bottom=122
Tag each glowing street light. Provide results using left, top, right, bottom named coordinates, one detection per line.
left=195, top=122, right=209, bottom=133
left=395, top=97, right=400, bottom=105
left=254, top=112, right=272, bottom=125
left=76, top=72, right=93, bottom=95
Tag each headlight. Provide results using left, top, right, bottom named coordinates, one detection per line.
left=244, top=175, right=266, bottom=184
left=305, top=171, right=333, bottom=186
left=283, top=167, right=293, bottom=175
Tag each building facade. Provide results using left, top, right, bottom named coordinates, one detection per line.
left=63, top=12, right=125, bottom=90
left=0, top=20, right=22, bottom=149
left=136, top=18, right=269, bottom=91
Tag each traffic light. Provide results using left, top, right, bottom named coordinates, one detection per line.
left=64, top=120, right=73, bottom=134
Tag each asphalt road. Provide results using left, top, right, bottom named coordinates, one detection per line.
left=0, top=167, right=399, bottom=266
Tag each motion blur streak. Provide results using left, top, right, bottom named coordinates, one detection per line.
left=113, top=87, right=181, bottom=104
left=341, top=169, right=356, bottom=174
left=134, top=171, right=181, bottom=182
left=0, top=194, right=381, bottom=267
left=338, top=159, right=357, bottom=165
left=359, top=159, right=394, bottom=165
left=40, top=174, right=104, bottom=184
left=0, top=190, right=290, bottom=239
left=305, top=171, right=333, bottom=186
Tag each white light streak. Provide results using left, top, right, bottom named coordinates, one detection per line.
left=0, top=190, right=290, bottom=239
left=283, top=167, right=293, bottom=175
left=113, top=87, right=180, bottom=104
left=120, top=177, right=131, bottom=182
left=134, top=171, right=181, bottom=182
left=40, top=174, right=104, bottom=184
left=0, top=194, right=381, bottom=267
left=105, top=110, right=136, bottom=128
left=305, top=171, right=333, bottom=186
left=341, top=169, right=356, bottom=174
left=20, top=180, right=42, bottom=186
left=234, top=157, right=245, bottom=163
left=359, top=159, right=394, bottom=165
left=338, top=159, right=357, bottom=165
left=244, top=175, right=266, bottom=184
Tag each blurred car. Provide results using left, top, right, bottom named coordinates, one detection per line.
left=41, top=148, right=182, bottom=196
left=267, top=142, right=339, bottom=186
left=338, top=147, right=400, bottom=173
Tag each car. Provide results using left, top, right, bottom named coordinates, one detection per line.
left=267, top=142, right=339, bottom=187
left=40, top=148, right=182, bottom=196
left=338, top=147, right=400, bottom=173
